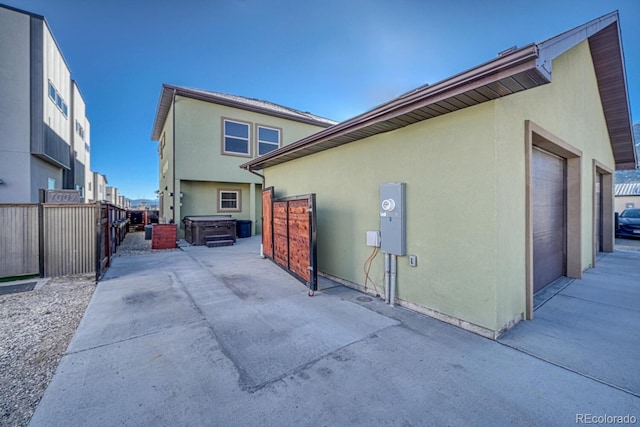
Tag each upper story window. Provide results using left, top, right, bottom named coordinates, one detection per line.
left=75, top=120, right=86, bottom=140
left=257, top=125, right=281, bottom=156
left=48, top=81, right=68, bottom=118
left=222, top=118, right=251, bottom=156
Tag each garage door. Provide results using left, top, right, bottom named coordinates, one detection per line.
left=595, top=173, right=603, bottom=253
left=532, top=147, right=567, bottom=293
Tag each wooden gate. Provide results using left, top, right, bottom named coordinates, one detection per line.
left=262, top=187, right=274, bottom=259
left=262, top=188, right=317, bottom=292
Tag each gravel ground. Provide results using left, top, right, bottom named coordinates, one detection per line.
left=0, top=231, right=156, bottom=427
left=113, top=231, right=153, bottom=257
left=0, top=275, right=95, bottom=427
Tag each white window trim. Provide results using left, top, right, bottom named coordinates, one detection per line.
left=256, top=124, right=281, bottom=156
left=222, top=118, right=251, bottom=157
left=217, top=189, right=241, bottom=212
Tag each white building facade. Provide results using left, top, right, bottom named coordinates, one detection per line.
left=0, top=4, right=90, bottom=202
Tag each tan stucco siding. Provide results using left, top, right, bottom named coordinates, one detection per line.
left=267, top=102, right=500, bottom=330
left=615, top=196, right=640, bottom=213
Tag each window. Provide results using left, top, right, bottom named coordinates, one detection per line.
left=257, top=125, right=281, bottom=156
left=76, top=120, right=86, bottom=140
left=223, top=119, right=250, bottom=156
left=48, top=82, right=56, bottom=101
left=217, top=189, right=241, bottom=212
left=47, top=178, right=55, bottom=190
left=47, top=81, right=68, bottom=118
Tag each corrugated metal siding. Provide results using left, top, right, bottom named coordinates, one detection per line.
left=30, top=16, right=43, bottom=156
left=0, top=204, right=39, bottom=277
left=43, top=204, right=95, bottom=276
left=614, top=183, right=640, bottom=196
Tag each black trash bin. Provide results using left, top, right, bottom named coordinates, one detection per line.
left=236, top=220, right=252, bottom=238
left=144, top=225, right=153, bottom=240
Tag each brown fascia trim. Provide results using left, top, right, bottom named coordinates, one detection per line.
left=241, top=44, right=542, bottom=171
left=151, top=84, right=335, bottom=140
left=616, top=161, right=638, bottom=171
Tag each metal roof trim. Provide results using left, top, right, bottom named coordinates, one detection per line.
left=242, top=12, right=636, bottom=172
left=535, top=11, right=619, bottom=79
left=614, top=182, right=640, bottom=196
left=151, top=84, right=336, bottom=141
left=241, top=44, right=542, bottom=171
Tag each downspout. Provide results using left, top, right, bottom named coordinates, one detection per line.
left=247, top=166, right=265, bottom=188
left=172, top=89, right=176, bottom=224
left=247, top=166, right=266, bottom=257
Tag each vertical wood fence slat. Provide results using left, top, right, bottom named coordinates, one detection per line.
left=0, top=204, right=39, bottom=277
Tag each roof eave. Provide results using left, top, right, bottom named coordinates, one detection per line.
left=585, top=16, right=637, bottom=170
left=150, top=85, right=174, bottom=141
left=242, top=11, right=637, bottom=173
left=242, top=44, right=544, bottom=171
left=151, top=84, right=335, bottom=141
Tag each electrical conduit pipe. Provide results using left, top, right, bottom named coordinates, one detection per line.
left=390, top=255, right=397, bottom=307
left=384, top=253, right=390, bottom=304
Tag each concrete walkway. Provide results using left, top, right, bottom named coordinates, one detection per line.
left=30, top=237, right=639, bottom=426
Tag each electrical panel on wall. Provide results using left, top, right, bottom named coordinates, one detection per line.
left=380, top=183, right=406, bottom=255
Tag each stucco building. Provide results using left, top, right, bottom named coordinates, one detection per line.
left=615, top=183, right=640, bottom=212
left=0, top=4, right=90, bottom=203
left=150, top=84, right=335, bottom=237
left=242, top=12, right=637, bottom=338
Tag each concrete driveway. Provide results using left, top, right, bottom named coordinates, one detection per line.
left=30, top=237, right=639, bottom=426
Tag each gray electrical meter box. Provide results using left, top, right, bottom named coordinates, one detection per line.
left=380, top=182, right=406, bottom=255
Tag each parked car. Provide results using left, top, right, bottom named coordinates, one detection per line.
left=616, top=208, right=640, bottom=238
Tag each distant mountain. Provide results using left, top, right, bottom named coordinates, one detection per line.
left=130, top=198, right=159, bottom=208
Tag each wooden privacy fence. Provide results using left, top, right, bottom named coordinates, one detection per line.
left=0, top=202, right=127, bottom=280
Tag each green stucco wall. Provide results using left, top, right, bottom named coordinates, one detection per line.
left=264, top=40, right=614, bottom=333
left=174, top=97, right=328, bottom=184
left=180, top=180, right=262, bottom=235
left=156, top=94, right=329, bottom=235
left=492, top=41, right=614, bottom=329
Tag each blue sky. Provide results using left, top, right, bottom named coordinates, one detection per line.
left=5, top=0, right=640, bottom=200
